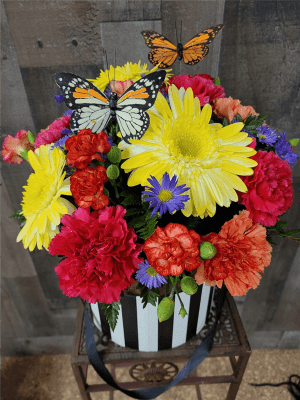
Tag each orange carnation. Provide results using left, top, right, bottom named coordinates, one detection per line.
left=213, top=96, right=259, bottom=122
left=195, top=210, right=272, bottom=296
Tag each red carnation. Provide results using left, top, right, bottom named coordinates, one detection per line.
left=163, top=74, right=225, bottom=106
left=49, top=206, right=143, bottom=304
left=143, top=223, right=201, bottom=276
left=34, top=114, right=71, bottom=148
left=195, top=210, right=272, bottom=296
left=70, top=165, right=109, bottom=210
left=66, top=129, right=111, bottom=169
left=238, top=150, right=294, bottom=226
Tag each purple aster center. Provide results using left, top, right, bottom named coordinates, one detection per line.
left=146, top=266, right=157, bottom=276
left=158, top=189, right=173, bottom=202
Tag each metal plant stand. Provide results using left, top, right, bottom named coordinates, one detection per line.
left=71, top=292, right=251, bottom=400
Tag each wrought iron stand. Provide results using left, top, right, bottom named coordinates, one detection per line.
left=71, top=292, right=251, bottom=400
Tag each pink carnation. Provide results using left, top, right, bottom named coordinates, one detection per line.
left=109, top=80, right=133, bottom=97
left=164, top=74, right=225, bottom=106
left=213, top=97, right=259, bottom=122
left=34, top=114, right=71, bottom=149
left=1, top=130, right=34, bottom=164
left=49, top=206, right=143, bottom=304
left=238, top=151, right=294, bottom=226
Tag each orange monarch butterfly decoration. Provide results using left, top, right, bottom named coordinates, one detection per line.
left=141, top=24, right=224, bottom=69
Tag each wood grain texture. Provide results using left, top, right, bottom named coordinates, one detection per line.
left=161, top=0, right=225, bottom=77
left=3, top=1, right=103, bottom=68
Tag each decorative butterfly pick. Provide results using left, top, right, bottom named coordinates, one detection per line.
left=141, top=24, right=224, bottom=69
left=55, top=69, right=166, bottom=144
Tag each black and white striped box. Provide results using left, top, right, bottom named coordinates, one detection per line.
left=90, top=283, right=215, bottom=352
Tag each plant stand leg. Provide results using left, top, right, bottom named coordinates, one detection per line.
left=226, top=353, right=251, bottom=400
left=72, top=364, right=92, bottom=400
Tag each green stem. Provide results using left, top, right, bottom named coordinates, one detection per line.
left=110, top=179, right=120, bottom=199
left=175, top=288, right=184, bottom=309
left=169, top=275, right=179, bottom=299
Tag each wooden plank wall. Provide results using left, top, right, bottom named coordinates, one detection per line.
left=1, top=0, right=299, bottom=356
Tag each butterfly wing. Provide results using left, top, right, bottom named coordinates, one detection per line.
left=182, top=24, right=224, bottom=65
left=55, top=72, right=111, bottom=134
left=116, top=70, right=166, bottom=143
left=141, top=30, right=178, bottom=68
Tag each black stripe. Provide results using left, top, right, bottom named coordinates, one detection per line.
left=205, top=287, right=214, bottom=325
left=186, top=285, right=203, bottom=342
left=158, top=295, right=174, bottom=350
left=98, top=303, right=111, bottom=339
left=121, top=294, right=139, bottom=350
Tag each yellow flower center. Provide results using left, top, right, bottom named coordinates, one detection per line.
left=259, top=134, right=266, bottom=139
left=158, top=189, right=173, bottom=202
left=147, top=266, right=157, bottom=276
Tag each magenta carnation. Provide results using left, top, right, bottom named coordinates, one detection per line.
left=238, top=151, right=294, bottom=226
left=164, top=74, right=225, bottom=106
left=49, top=206, right=143, bottom=304
left=34, top=114, right=71, bottom=149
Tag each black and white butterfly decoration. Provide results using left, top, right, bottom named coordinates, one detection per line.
left=55, top=70, right=166, bottom=144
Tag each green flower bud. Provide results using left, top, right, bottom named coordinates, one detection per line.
left=157, top=297, right=175, bottom=322
left=200, top=242, right=217, bottom=260
left=180, top=276, right=198, bottom=295
left=179, top=307, right=187, bottom=319
left=107, top=146, right=122, bottom=163
left=106, top=164, right=120, bottom=180
left=27, top=131, right=35, bottom=145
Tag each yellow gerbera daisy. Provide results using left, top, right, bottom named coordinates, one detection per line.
left=16, top=145, right=76, bottom=251
left=89, top=61, right=171, bottom=92
left=120, top=85, right=258, bottom=218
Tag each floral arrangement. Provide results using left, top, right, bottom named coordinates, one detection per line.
left=3, top=61, right=300, bottom=330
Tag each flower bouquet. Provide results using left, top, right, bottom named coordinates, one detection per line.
left=3, top=61, right=300, bottom=352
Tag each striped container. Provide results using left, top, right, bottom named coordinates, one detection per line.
left=90, top=283, right=215, bottom=352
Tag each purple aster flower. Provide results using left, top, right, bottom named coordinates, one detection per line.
left=135, top=260, right=167, bottom=289
left=275, top=133, right=299, bottom=166
left=54, top=94, right=64, bottom=105
left=104, top=85, right=111, bottom=97
left=256, top=125, right=278, bottom=145
left=142, top=172, right=190, bottom=217
left=64, top=109, right=73, bottom=116
left=51, top=129, right=74, bottom=150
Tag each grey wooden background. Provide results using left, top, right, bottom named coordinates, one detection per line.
left=2, top=0, right=300, bottom=356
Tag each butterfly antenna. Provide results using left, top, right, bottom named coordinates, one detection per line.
left=180, top=21, right=183, bottom=43
left=175, top=21, right=179, bottom=44
left=114, top=48, right=116, bottom=93
left=104, top=49, right=111, bottom=84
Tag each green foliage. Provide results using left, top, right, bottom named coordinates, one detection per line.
left=213, top=77, right=221, bottom=86
left=185, top=215, right=202, bottom=231
left=289, top=138, right=299, bottom=148
left=9, top=210, right=26, bottom=228
left=101, top=301, right=121, bottom=332
left=140, top=286, right=160, bottom=309
left=243, top=114, right=269, bottom=135
left=120, top=187, right=141, bottom=206
left=222, top=118, right=229, bottom=127
left=267, top=220, right=300, bottom=243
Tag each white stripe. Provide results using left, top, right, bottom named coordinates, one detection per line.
left=172, top=292, right=191, bottom=348
left=118, top=98, right=147, bottom=107
left=110, top=304, right=125, bottom=347
left=196, top=284, right=211, bottom=334
left=75, top=97, right=108, bottom=105
left=90, top=303, right=102, bottom=331
left=136, top=296, right=158, bottom=352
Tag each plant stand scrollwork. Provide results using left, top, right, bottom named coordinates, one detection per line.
left=129, top=360, right=179, bottom=384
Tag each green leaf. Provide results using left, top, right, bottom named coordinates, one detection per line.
left=104, top=187, right=110, bottom=197
left=275, top=221, right=288, bottom=232
left=136, top=282, right=144, bottom=290
left=222, top=118, right=229, bottom=127
left=102, top=302, right=120, bottom=332
left=213, top=77, right=221, bottom=86
left=9, top=210, right=26, bottom=228
left=124, top=208, right=144, bottom=217
left=141, top=287, right=160, bottom=309
left=27, top=131, right=35, bottom=145
left=289, top=138, right=299, bottom=148
left=235, top=113, right=243, bottom=122
left=20, top=149, right=29, bottom=162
